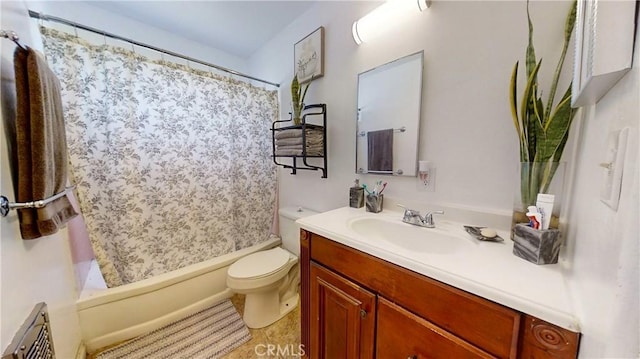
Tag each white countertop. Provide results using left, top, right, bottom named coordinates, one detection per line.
left=297, top=206, right=580, bottom=332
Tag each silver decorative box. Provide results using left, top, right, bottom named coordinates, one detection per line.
left=513, top=224, right=562, bottom=265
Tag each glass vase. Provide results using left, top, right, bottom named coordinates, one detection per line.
left=292, top=102, right=304, bottom=126
left=511, top=162, right=566, bottom=239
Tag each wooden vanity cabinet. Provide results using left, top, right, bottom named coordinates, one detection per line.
left=376, top=297, right=495, bottom=359
left=300, top=230, right=579, bottom=359
left=310, top=263, right=376, bottom=358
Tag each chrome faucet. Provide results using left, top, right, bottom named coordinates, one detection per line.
left=398, top=205, right=444, bottom=228
left=423, top=210, right=445, bottom=228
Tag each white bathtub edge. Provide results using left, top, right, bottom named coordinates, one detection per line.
left=77, top=237, right=280, bottom=309
left=84, top=289, right=233, bottom=353
left=78, top=237, right=281, bottom=352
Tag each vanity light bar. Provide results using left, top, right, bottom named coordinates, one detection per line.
left=352, top=0, right=431, bottom=45
left=417, top=0, right=431, bottom=11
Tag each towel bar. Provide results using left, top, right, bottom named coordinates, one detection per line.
left=1, top=29, right=27, bottom=50
left=358, top=169, right=404, bottom=175
left=357, top=126, right=406, bottom=137
left=0, top=186, right=76, bottom=217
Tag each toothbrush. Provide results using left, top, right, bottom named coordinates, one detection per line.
left=362, top=184, right=372, bottom=195
left=373, top=180, right=382, bottom=195
left=378, top=182, right=387, bottom=195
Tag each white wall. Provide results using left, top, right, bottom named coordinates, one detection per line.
left=250, top=0, right=573, bottom=215
left=565, top=19, right=639, bottom=358
left=250, top=1, right=638, bottom=357
left=1, top=3, right=83, bottom=358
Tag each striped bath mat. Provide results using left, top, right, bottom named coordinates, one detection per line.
left=95, top=300, right=251, bottom=359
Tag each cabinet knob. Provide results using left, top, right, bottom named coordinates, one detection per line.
left=407, top=356, right=417, bottom=359
left=360, top=309, right=367, bottom=319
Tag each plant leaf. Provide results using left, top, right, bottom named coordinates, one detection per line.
left=544, top=0, right=577, bottom=122
left=521, top=60, right=542, bottom=162
left=525, top=0, right=537, bottom=79
left=530, top=92, right=545, bottom=162
left=549, top=88, right=577, bottom=165
left=510, top=62, right=523, bottom=142
left=525, top=96, right=538, bottom=162
left=535, top=85, right=575, bottom=163
left=300, top=81, right=310, bottom=105
left=291, top=75, right=300, bottom=104
left=532, top=92, right=544, bottom=129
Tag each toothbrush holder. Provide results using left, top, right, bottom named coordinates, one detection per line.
left=365, top=194, right=383, bottom=213
left=512, top=224, right=562, bottom=265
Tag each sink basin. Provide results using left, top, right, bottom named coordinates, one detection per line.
left=347, top=217, right=472, bottom=254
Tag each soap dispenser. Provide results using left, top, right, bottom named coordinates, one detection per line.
left=349, top=179, right=364, bottom=208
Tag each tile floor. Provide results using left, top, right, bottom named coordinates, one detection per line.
left=224, top=294, right=302, bottom=359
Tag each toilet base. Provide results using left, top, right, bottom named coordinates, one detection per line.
left=243, top=292, right=299, bottom=329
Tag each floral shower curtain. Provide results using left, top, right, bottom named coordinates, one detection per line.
left=40, top=27, right=278, bottom=287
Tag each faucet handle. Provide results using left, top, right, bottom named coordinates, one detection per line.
left=398, top=204, right=421, bottom=220
left=426, top=210, right=445, bottom=216
left=397, top=204, right=412, bottom=214
left=423, top=210, right=444, bottom=228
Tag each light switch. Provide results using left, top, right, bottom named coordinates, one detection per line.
left=600, top=127, right=629, bottom=210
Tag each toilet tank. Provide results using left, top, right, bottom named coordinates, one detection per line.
left=278, top=206, right=319, bottom=256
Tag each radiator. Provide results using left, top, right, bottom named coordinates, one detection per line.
left=2, top=303, right=56, bottom=359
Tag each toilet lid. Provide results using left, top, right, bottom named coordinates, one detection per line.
left=228, top=247, right=290, bottom=279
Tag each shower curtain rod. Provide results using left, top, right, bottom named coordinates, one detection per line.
left=28, top=10, right=280, bottom=88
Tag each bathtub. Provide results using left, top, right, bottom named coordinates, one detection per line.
left=76, top=237, right=280, bottom=352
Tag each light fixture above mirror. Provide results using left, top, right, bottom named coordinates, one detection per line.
left=352, top=0, right=431, bottom=45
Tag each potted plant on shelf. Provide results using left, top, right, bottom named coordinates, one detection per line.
left=509, top=0, right=578, bottom=232
left=291, top=74, right=310, bottom=125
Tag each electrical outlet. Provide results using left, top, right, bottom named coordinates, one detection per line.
left=600, top=127, right=629, bottom=210
left=417, top=166, right=435, bottom=192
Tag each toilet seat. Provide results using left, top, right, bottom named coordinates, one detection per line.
left=228, top=247, right=291, bottom=280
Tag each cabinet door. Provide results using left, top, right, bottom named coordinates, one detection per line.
left=311, top=233, right=520, bottom=357
left=377, top=297, right=496, bottom=359
left=310, top=263, right=376, bottom=359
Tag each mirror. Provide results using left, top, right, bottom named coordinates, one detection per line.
left=356, top=51, right=423, bottom=176
left=571, top=0, right=636, bottom=107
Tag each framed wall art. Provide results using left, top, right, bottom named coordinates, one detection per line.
left=294, top=26, right=324, bottom=83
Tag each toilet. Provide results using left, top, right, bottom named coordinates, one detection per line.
left=226, top=206, right=318, bottom=328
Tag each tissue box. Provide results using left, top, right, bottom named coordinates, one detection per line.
left=513, top=224, right=562, bottom=265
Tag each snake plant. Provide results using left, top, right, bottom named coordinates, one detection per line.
left=291, top=74, right=310, bottom=125
left=509, top=0, right=578, bottom=209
